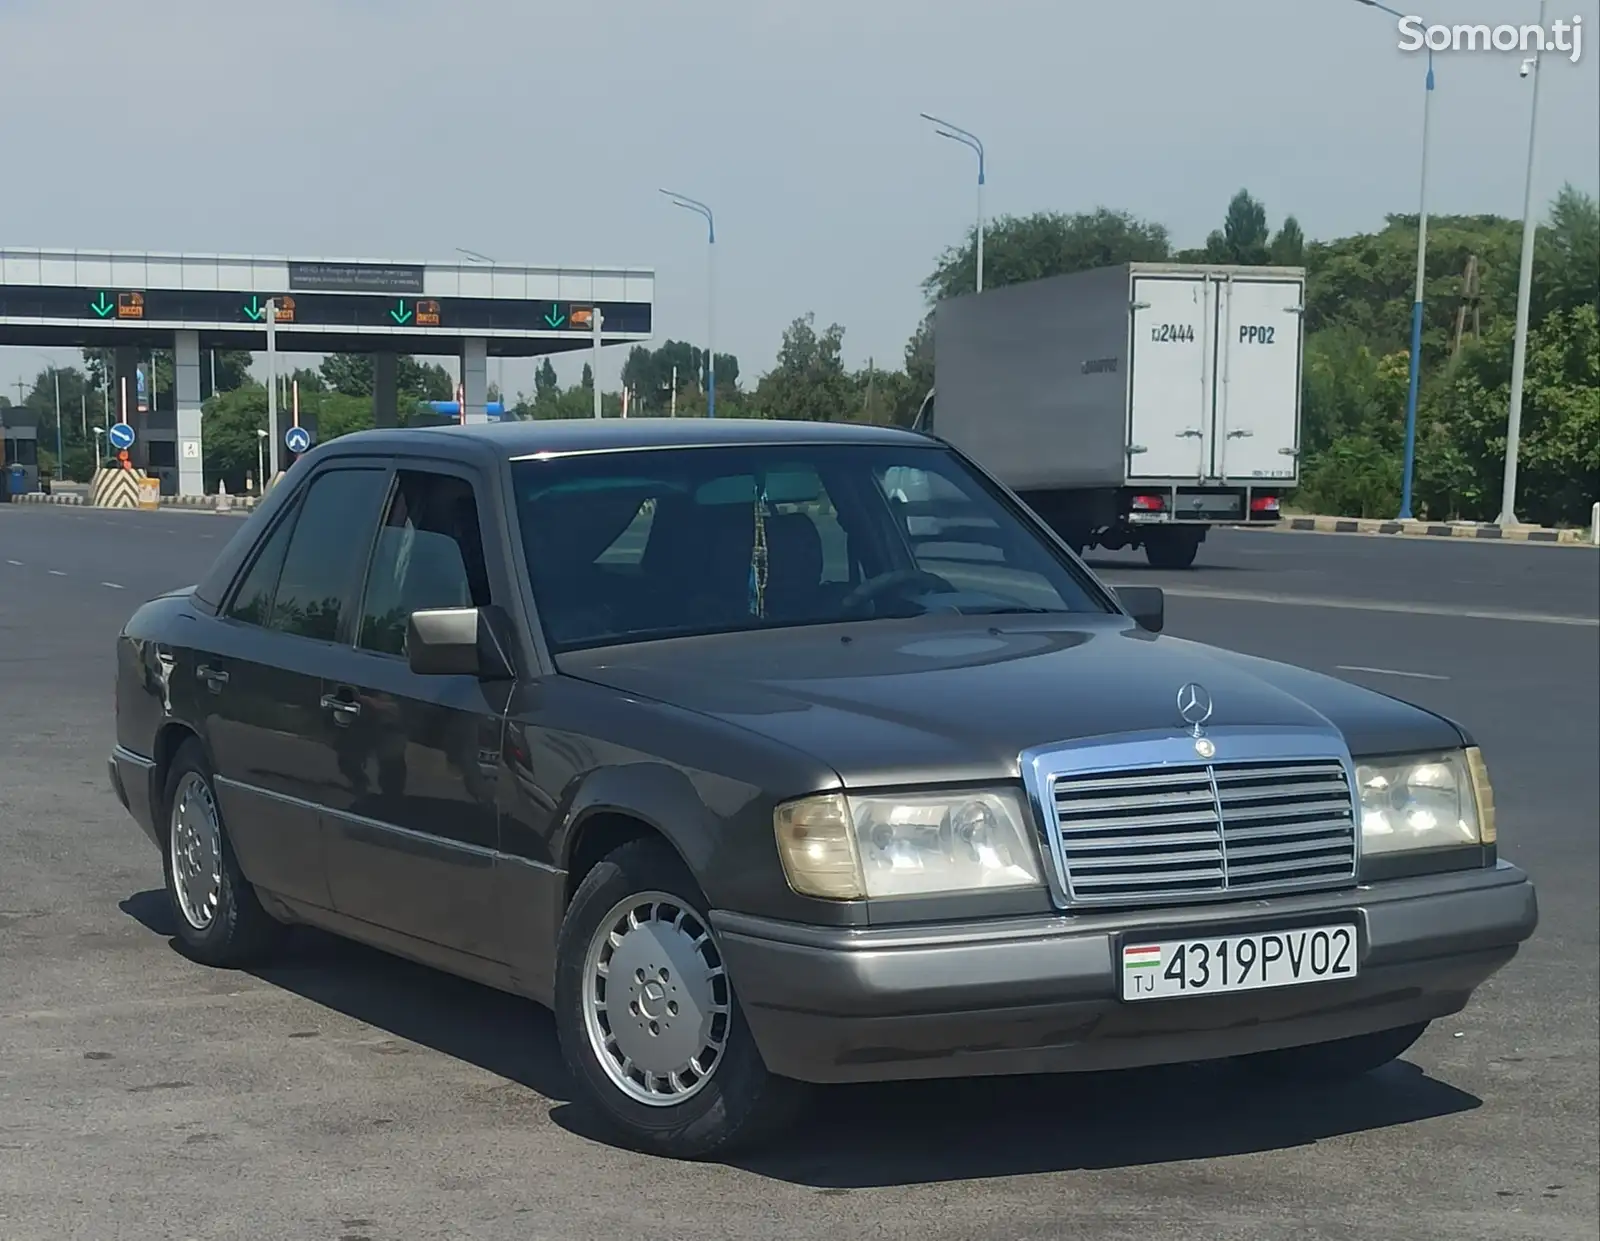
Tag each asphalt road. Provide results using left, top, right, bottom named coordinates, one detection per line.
left=1, top=508, right=1595, bottom=1241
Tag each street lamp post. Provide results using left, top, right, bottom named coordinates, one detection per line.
left=53, top=367, right=63, bottom=477
left=920, top=113, right=987, bottom=294
left=660, top=189, right=717, bottom=417
left=1498, top=0, right=1550, bottom=528
left=265, top=298, right=280, bottom=482
left=1352, top=0, right=1434, bottom=521
left=256, top=428, right=267, bottom=496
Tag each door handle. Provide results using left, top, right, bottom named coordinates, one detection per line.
left=1227, top=429, right=1254, bottom=439
left=320, top=693, right=362, bottom=723
left=1176, top=428, right=1202, bottom=439
left=196, top=664, right=229, bottom=691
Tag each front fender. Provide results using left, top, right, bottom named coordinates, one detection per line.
left=556, top=760, right=736, bottom=904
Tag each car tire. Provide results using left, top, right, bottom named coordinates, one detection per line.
left=161, top=738, right=284, bottom=968
left=1143, top=529, right=1202, bottom=570
left=554, top=836, right=806, bottom=1159
left=1241, top=1022, right=1430, bottom=1082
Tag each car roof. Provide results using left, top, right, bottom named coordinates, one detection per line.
left=319, top=417, right=934, bottom=460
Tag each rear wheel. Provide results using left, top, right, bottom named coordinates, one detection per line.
left=162, top=739, right=283, bottom=967
left=554, top=837, right=805, bottom=1158
left=1242, top=1022, right=1430, bottom=1082
left=1143, top=528, right=1203, bottom=570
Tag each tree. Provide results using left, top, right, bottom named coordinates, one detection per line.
left=319, top=354, right=453, bottom=401
left=619, top=340, right=741, bottom=414
left=581, top=363, right=594, bottom=391
left=1535, top=183, right=1599, bottom=321
left=1202, top=190, right=1272, bottom=265
left=923, top=208, right=1171, bottom=303
left=20, top=365, right=102, bottom=481
left=1304, top=213, right=1522, bottom=362
left=1270, top=216, right=1306, bottom=267
left=1414, top=303, right=1599, bottom=526
left=80, top=347, right=251, bottom=400
left=536, top=359, right=559, bottom=398
left=751, top=314, right=853, bottom=423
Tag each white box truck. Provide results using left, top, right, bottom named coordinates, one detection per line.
left=917, top=262, right=1305, bottom=568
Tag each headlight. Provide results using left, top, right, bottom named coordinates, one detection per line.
left=774, top=789, right=1043, bottom=899
left=1356, top=747, right=1495, bottom=857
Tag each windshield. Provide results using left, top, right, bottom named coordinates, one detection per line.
left=511, top=442, right=1109, bottom=653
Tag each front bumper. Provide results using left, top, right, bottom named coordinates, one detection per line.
left=713, top=862, right=1537, bottom=1085
left=109, top=746, right=161, bottom=851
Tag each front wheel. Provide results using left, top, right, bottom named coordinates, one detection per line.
left=1241, top=1022, right=1430, bottom=1082
left=554, top=837, right=805, bottom=1158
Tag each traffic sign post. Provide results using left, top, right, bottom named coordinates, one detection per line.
left=284, top=425, right=312, bottom=455
left=108, top=422, right=136, bottom=452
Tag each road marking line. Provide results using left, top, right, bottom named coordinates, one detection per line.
left=5, top=559, right=20, bottom=566
left=100, top=581, right=124, bottom=590
left=1107, top=582, right=1600, bottom=628
left=47, top=569, right=66, bottom=577
left=1336, top=665, right=1451, bottom=681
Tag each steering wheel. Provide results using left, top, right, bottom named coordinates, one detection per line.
left=840, top=568, right=954, bottom=613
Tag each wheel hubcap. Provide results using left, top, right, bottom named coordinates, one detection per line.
left=169, top=772, right=222, bottom=931
left=580, top=892, right=731, bottom=1107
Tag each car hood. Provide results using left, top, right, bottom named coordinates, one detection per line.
left=558, top=614, right=1465, bottom=786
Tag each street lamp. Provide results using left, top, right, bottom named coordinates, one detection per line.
left=920, top=113, right=987, bottom=294
left=1498, top=0, right=1550, bottom=528
left=660, top=189, right=717, bottom=418
left=1351, top=0, right=1434, bottom=521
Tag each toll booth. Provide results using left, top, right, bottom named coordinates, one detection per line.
left=0, top=407, right=40, bottom=495
left=143, top=409, right=179, bottom=496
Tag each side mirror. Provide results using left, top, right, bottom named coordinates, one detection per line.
left=406, top=605, right=517, bottom=679
left=1113, top=585, right=1165, bottom=634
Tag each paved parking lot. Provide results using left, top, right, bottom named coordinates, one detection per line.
left=1, top=507, right=1595, bottom=1241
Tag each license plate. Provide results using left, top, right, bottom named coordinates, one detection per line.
left=1120, top=923, right=1358, bottom=1002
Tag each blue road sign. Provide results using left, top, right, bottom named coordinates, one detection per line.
left=108, top=422, right=136, bottom=451
left=284, top=425, right=312, bottom=454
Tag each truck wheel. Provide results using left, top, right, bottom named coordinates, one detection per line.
left=162, top=739, right=284, bottom=967
left=1241, top=1023, right=1430, bottom=1082
left=1143, top=529, right=1202, bottom=569
left=554, top=837, right=806, bottom=1159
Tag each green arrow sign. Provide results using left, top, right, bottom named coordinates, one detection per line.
left=90, top=292, right=114, bottom=318
left=242, top=295, right=265, bottom=322
left=544, top=307, right=566, bottom=328
left=389, top=300, right=413, bottom=324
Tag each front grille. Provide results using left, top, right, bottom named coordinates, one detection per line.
left=1050, top=758, right=1356, bottom=906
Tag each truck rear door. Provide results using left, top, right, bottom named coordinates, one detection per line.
left=1127, top=273, right=1213, bottom=481
left=1212, top=275, right=1304, bottom=483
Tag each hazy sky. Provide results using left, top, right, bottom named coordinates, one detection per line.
left=2, top=0, right=1596, bottom=401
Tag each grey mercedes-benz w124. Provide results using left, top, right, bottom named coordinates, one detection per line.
left=108, top=419, right=1537, bottom=1157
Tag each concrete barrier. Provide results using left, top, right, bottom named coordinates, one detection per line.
left=14, top=491, right=84, bottom=505
left=90, top=468, right=143, bottom=510
left=1266, top=514, right=1590, bottom=546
